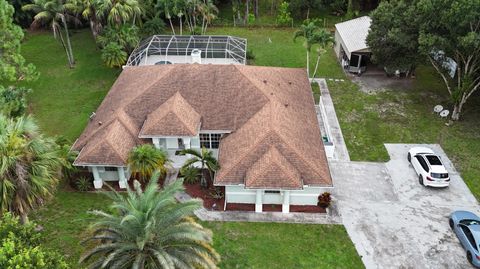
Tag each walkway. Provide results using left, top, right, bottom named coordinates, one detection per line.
left=313, top=78, right=350, bottom=161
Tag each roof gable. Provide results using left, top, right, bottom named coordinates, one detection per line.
left=245, top=146, right=302, bottom=189
left=139, top=92, right=201, bottom=137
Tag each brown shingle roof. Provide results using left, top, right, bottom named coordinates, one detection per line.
left=245, top=146, right=302, bottom=189
left=72, top=64, right=332, bottom=187
left=139, top=92, right=201, bottom=137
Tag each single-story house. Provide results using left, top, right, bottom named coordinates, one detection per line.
left=334, top=16, right=372, bottom=74
left=72, top=64, right=333, bottom=213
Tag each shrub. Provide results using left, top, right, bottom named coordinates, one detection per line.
left=317, top=192, right=332, bottom=208
left=75, top=177, right=93, bottom=192
left=97, top=24, right=140, bottom=53
left=101, top=42, right=128, bottom=68
left=141, top=16, right=166, bottom=37
left=0, top=86, right=31, bottom=118
left=276, top=2, right=293, bottom=26
left=0, top=213, right=68, bottom=269
left=180, top=166, right=200, bottom=184
left=0, top=212, right=41, bottom=246
left=246, top=49, right=255, bottom=60
left=209, top=187, right=224, bottom=200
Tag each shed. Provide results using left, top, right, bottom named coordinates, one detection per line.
left=334, top=16, right=372, bottom=74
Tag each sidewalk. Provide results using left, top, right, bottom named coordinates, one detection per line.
left=313, top=78, right=350, bottom=161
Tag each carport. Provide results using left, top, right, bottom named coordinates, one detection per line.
left=334, top=16, right=372, bottom=74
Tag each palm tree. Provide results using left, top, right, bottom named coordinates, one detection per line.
left=179, top=147, right=219, bottom=188
left=0, top=115, right=62, bottom=223
left=67, top=0, right=103, bottom=40
left=293, top=19, right=322, bottom=78
left=23, top=0, right=78, bottom=68
left=96, top=0, right=143, bottom=25
left=200, top=0, right=218, bottom=34
left=310, top=29, right=334, bottom=82
left=80, top=174, right=220, bottom=268
left=127, top=144, right=169, bottom=183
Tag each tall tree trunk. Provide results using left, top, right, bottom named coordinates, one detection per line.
left=254, top=0, right=259, bottom=18
left=311, top=55, right=321, bottom=82
left=451, top=102, right=463, bottom=121
left=57, top=27, right=73, bottom=68
left=306, top=50, right=310, bottom=77
left=179, top=16, right=183, bottom=35
left=306, top=7, right=310, bottom=20
left=244, top=0, right=249, bottom=25
left=168, top=17, right=176, bottom=35
left=20, top=213, right=29, bottom=224
left=200, top=163, right=207, bottom=188
left=62, top=17, right=75, bottom=67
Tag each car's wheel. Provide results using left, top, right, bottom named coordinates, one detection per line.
left=449, top=218, right=454, bottom=229
left=467, top=252, right=473, bottom=265
left=419, top=175, right=424, bottom=186
left=407, top=152, right=411, bottom=163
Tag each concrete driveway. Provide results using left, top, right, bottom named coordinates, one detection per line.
left=331, top=144, right=479, bottom=269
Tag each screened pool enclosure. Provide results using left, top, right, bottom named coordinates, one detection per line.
left=126, top=35, right=247, bottom=66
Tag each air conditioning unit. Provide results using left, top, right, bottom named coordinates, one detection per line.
left=191, top=49, right=202, bottom=64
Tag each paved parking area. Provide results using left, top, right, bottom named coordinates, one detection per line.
left=331, top=144, right=479, bottom=269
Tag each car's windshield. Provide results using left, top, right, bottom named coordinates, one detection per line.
left=431, top=172, right=448, bottom=178
left=425, top=155, right=442, bottom=165
left=460, top=219, right=480, bottom=226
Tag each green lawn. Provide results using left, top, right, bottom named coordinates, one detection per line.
left=31, top=191, right=363, bottom=268
left=20, top=30, right=119, bottom=141
left=328, top=67, right=480, bottom=199
left=204, top=222, right=363, bottom=269
left=22, top=28, right=362, bottom=268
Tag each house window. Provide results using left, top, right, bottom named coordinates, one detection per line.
left=199, top=133, right=222, bottom=149
left=105, top=167, right=117, bottom=171
left=200, top=134, right=210, bottom=148
left=211, top=134, right=221, bottom=149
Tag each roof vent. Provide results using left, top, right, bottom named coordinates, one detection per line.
left=191, top=49, right=202, bottom=64
left=284, top=104, right=289, bottom=108
left=288, top=81, right=292, bottom=85
left=98, top=121, right=103, bottom=126
left=263, top=80, right=267, bottom=84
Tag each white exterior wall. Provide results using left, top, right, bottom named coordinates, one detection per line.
left=225, top=185, right=331, bottom=206
left=225, top=185, right=256, bottom=204
left=334, top=30, right=342, bottom=59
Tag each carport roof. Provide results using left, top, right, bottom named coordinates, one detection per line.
left=335, top=16, right=371, bottom=58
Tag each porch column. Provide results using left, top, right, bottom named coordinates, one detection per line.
left=282, top=190, right=290, bottom=213
left=152, top=138, right=160, bottom=149
left=183, top=138, right=191, bottom=149
left=357, top=55, right=362, bottom=68
left=118, top=167, right=127, bottom=189
left=255, top=190, right=263, bottom=213
left=92, top=166, right=103, bottom=189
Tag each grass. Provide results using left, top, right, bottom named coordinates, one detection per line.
left=209, top=26, right=346, bottom=78
left=203, top=222, right=363, bottom=269
left=21, top=28, right=363, bottom=268
left=31, top=192, right=363, bottom=269
left=19, top=30, right=119, bottom=141
left=328, top=67, right=480, bottom=199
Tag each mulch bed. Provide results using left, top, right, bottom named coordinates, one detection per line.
left=183, top=181, right=225, bottom=210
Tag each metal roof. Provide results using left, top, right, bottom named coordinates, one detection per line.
left=335, top=16, right=371, bottom=59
